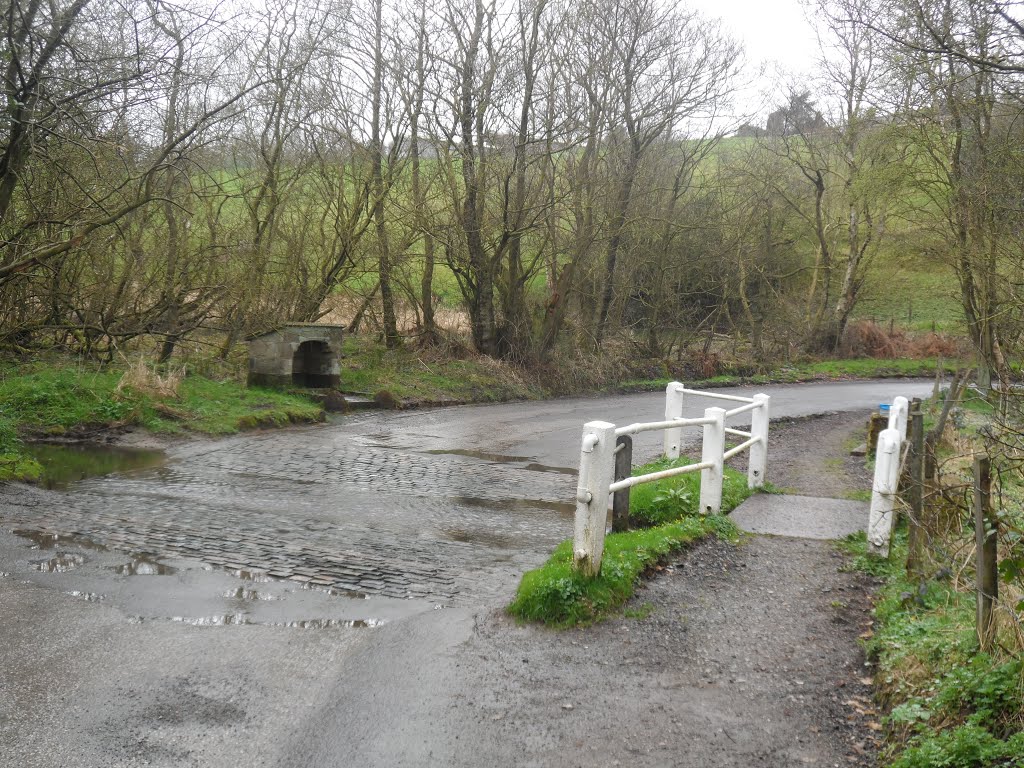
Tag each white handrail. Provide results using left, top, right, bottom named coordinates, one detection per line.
left=615, top=416, right=714, bottom=437
left=608, top=460, right=712, bottom=493
left=571, top=383, right=772, bottom=576
left=723, top=436, right=760, bottom=461
left=678, top=387, right=756, bottom=404
left=725, top=401, right=761, bottom=417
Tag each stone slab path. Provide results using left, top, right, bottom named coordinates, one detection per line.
left=730, top=494, right=868, bottom=540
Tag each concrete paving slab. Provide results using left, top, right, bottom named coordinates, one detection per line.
left=729, top=493, right=868, bottom=540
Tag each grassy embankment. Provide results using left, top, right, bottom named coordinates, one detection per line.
left=339, top=335, right=536, bottom=403
left=508, top=456, right=751, bottom=628
left=839, top=532, right=1024, bottom=767
left=614, top=356, right=959, bottom=394
left=836, top=387, right=1024, bottom=767
left=0, top=340, right=961, bottom=486
left=0, top=360, right=322, bottom=482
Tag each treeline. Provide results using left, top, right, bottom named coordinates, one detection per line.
left=0, top=0, right=1021, bottom=386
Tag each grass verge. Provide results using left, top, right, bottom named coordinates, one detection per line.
left=616, top=356, right=957, bottom=394
left=0, top=360, right=322, bottom=482
left=340, top=335, right=538, bottom=403
left=627, top=456, right=752, bottom=527
left=837, top=531, right=1024, bottom=767
left=508, top=456, right=750, bottom=628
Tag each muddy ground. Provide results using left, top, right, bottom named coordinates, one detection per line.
left=282, top=411, right=885, bottom=767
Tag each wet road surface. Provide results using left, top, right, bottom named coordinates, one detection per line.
left=0, top=380, right=931, bottom=606
left=0, top=379, right=933, bottom=766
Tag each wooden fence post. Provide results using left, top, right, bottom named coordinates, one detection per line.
left=974, top=456, right=998, bottom=651
left=612, top=435, right=632, bottom=533
left=906, top=399, right=925, bottom=577
left=867, top=413, right=888, bottom=458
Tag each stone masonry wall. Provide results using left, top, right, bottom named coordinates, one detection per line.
left=247, top=325, right=343, bottom=389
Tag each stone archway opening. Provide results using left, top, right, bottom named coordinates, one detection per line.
left=292, top=340, right=334, bottom=388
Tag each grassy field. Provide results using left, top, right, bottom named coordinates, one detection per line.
left=855, top=253, right=965, bottom=333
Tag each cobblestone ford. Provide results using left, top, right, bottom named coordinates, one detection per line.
left=1, top=380, right=933, bottom=606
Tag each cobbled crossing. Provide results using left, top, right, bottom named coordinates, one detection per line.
left=1, top=421, right=577, bottom=603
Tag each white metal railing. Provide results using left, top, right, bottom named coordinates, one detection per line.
left=868, top=395, right=909, bottom=557
left=572, top=382, right=771, bottom=577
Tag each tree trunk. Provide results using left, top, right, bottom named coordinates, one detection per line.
left=594, top=150, right=639, bottom=346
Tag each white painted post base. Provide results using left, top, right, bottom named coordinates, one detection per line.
left=663, top=382, right=685, bottom=459
left=573, top=421, right=616, bottom=577
left=699, top=407, right=726, bottom=514
left=868, top=427, right=901, bottom=557
left=748, top=394, right=770, bottom=489
left=889, top=396, right=909, bottom=442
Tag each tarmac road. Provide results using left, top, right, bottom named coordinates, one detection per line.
left=0, top=379, right=933, bottom=767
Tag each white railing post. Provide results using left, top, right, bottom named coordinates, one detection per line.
left=889, top=396, right=909, bottom=441
left=868, top=427, right=901, bottom=557
left=699, top=407, right=726, bottom=514
left=573, top=420, right=617, bottom=577
left=748, top=393, right=770, bottom=489
left=663, top=382, right=685, bottom=459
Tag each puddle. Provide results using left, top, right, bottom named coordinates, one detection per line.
left=168, top=615, right=384, bottom=628
left=112, top=555, right=176, bottom=576
left=13, top=529, right=106, bottom=551
left=23, top=443, right=165, bottom=489
left=443, top=528, right=514, bottom=548
left=33, top=552, right=85, bottom=573
left=522, top=463, right=577, bottom=475
left=424, top=449, right=534, bottom=463
left=423, top=449, right=575, bottom=475
left=454, top=496, right=576, bottom=517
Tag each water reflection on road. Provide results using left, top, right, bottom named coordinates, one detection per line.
left=2, top=379, right=934, bottom=614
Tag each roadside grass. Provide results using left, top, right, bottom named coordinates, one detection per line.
left=627, top=456, right=751, bottom=528
left=340, top=335, right=539, bottom=403
left=837, top=531, right=1024, bottom=767
left=0, top=360, right=322, bottom=482
left=152, top=377, right=323, bottom=433
left=507, top=515, right=740, bottom=628
left=508, top=456, right=751, bottom=628
left=616, top=357, right=957, bottom=394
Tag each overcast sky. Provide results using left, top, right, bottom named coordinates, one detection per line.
left=686, top=0, right=822, bottom=120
